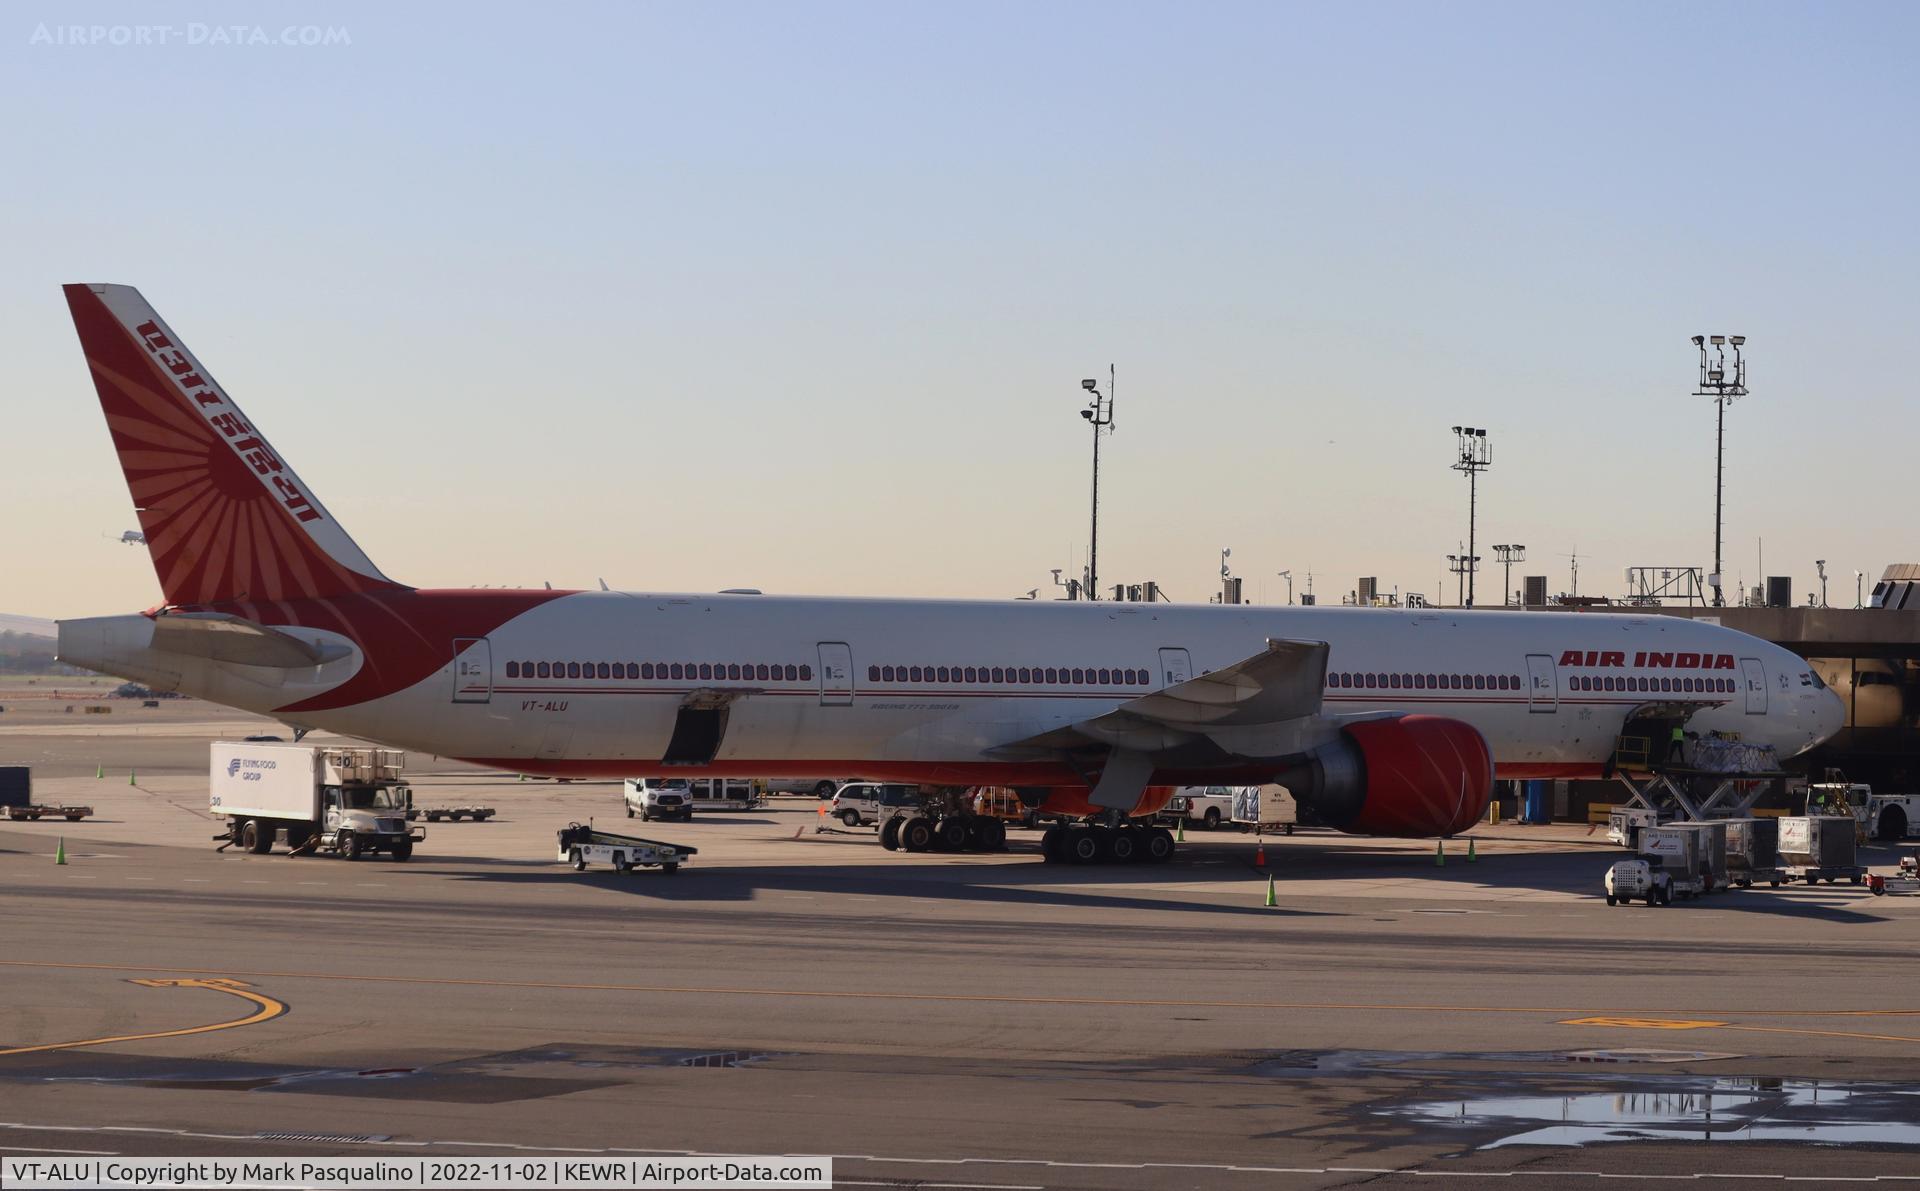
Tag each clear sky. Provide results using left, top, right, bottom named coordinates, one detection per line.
left=3, top=1, right=1913, bottom=618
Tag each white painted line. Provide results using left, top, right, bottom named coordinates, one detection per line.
left=182, top=878, right=210, bottom=883
left=0, top=1144, right=121, bottom=1155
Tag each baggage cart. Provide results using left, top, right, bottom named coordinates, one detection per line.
left=1778, top=815, right=1866, bottom=886
left=556, top=822, right=696, bottom=875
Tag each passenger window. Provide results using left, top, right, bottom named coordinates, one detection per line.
left=1018, top=667, right=1032, bottom=683
left=909, top=666, right=922, bottom=682
left=964, top=667, right=978, bottom=683
left=1388, top=674, right=1401, bottom=689
left=936, top=666, right=950, bottom=683
left=868, top=666, right=880, bottom=682
left=1364, top=674, right=1377, bottom=688
left=800, top=665, right=812, bottom=681
left=781, top=664, right=796, bottom=681
left=505, top=662, right=519, bottom=678
left=641, top=663, right=654, bottom=679
left=535, top=662, right=549, bottom=678
left=992, top=667, right=1005, bottom=683
left=1045, top=668, right=1059, bottom=684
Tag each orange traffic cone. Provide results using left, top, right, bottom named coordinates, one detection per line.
left=1255, top=839, right=1266, bottom=867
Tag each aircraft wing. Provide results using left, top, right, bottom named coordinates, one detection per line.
left=989, top=639, right=1330, bottom=809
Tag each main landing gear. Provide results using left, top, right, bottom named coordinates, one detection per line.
left=1040, top=822, right=1175, bottom=865
left=878, top=812, right=1009, bottom=853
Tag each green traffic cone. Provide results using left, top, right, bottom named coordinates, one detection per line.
left=129, top=769, right=137, bottom=786
left=1176, top=819, right=1185, bottom=843
left=55, top=837, right=66, bottom=866
left=95, top=763, right=103, bottom=779
left=1467, top=838, right=1478, bottom=863
left=1264, top=873, right=1276, bottom=907
left=1435, top=839, right=1445, bottom=867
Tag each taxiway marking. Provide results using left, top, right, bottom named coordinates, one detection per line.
left=0, top=977, right=286, bottom=1057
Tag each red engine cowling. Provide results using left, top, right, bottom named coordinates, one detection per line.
left=1281, top=715, right=1493, bottom=837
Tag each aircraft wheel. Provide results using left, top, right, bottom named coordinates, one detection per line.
left=878, top=817, right=903, bottom=851
left=935, top=818, right=969, bottom=852
left=980, top=818, right=1008, bottom=852
left=1040, top=824, right=1065, bottom=863
left=1065, top=828, right=1101, bottom=864
left=1107, top=830, right=1138, bottom=864
left=1143, top=827, right=1175, bottom=863
left=899, top=817, right=934, bottom=853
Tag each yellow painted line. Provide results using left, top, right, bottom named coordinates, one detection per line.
left=0, top=960, right=1915, bottom=1047
left=0, top=978, right=286, bottom=1057
left=1563, top=1016, right=1920, bottom=1046
left=0, top=959, right=1675, bottom=1014
left=1559, top=1016, right=1726, bottom=1031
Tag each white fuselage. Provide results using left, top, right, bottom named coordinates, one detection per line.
left=81, top=594, right=1838, bottom=784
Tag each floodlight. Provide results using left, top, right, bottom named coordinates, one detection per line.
left=1081, top=378, right=1098, bottom=391
left=1691, top=335, right=1705, bottom=346
left=1710, top=335, right=1726, bottom=345
left=1729, top=335, right=1745, bottom=346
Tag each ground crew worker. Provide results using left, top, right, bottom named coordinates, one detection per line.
left=1668, top=724, right=1686, bottom=767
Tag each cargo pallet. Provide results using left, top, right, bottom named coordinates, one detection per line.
left=556, top=822, right=695, bottom=875
left=1786, top=864, right=1866, bottom=886
left=408, top=805, right=496, bottom=822
left=2, top=804, right=93, bottom=822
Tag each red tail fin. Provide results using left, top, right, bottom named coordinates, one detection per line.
left=64, top=284, right=400, bottom=606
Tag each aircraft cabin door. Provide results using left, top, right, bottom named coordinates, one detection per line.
left=1158, top=647, right=1193, bottom=688
left=452, top=637, right=491, bottom=704
left=817, top=642, right=854, bottom=706
left=1525, top=653, right=1557, bottom=713
left=1741, top=658, right=1767, bottom=714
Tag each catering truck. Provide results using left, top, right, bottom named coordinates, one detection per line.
left=210, top=742, right=424, bottom=861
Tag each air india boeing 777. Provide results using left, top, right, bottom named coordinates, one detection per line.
left=56, top=284, right=1844, bottom=862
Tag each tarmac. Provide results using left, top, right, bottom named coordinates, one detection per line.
left=3, top=693, right=1920, bottom=1187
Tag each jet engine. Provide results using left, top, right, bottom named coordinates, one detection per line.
left=1278, top=715, right=1492, bottom=837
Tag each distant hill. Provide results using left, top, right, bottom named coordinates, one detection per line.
left=0, top=614, right=55, bottom=638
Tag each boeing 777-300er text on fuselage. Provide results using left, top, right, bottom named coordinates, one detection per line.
left=55, top=284, right=1844, bottom=861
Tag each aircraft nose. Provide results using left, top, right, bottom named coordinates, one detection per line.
left=1818, top=685, right=1846, bottom=744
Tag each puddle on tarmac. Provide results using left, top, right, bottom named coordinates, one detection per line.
left=1383, top=1077, right=1920, bottom=1148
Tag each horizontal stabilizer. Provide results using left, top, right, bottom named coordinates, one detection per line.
left=148, top=612, right=352, bottom=668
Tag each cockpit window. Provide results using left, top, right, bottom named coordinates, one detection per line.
left=1807, top=669, right=1827, bottom=690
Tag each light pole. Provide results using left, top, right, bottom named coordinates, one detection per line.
left=1446, top=553, right=1479, bottom=608
left=1277, top=570, right=1293, bottom=605
left=1450, top=426, right=1491, bottom=606
left=1856, top=570, right=1865, bottom=609
left=1492, top=544, right=1526, bottom=607
left=1691, top=334, right=1748, bottom=607
left=1079, top=368, right=1115, bottom=601
left=1816, top=559, right=1829, bottom=608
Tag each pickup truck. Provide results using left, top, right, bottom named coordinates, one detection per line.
left=1157, top=786, right=1239, bottom=830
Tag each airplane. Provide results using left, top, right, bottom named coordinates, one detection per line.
left=55, top=283, right=1845, bottom=863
